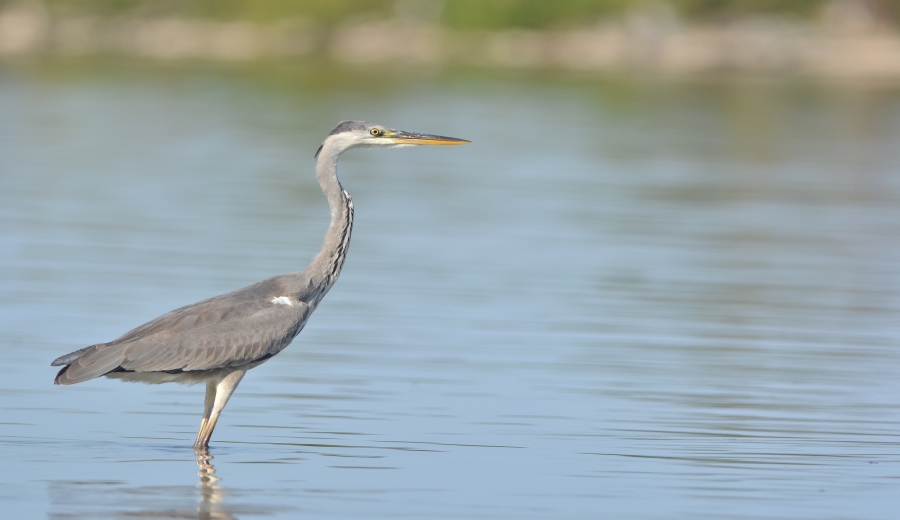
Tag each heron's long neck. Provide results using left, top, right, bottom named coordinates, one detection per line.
left=307, top=149, right=354, bottom=298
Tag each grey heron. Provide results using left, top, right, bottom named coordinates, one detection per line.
left=51, top=121, right=468, bottom=449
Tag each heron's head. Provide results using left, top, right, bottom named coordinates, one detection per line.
left=316, top=120, right=468, bottom=158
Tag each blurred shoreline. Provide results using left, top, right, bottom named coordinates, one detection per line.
left=2, top=3, right=900, bottom=80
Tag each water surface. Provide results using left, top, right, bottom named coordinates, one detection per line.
left=1, top=62, right=900, bottom=518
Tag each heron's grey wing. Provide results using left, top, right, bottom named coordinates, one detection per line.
left=53, top=294, right=257, bottom=384
left=102, top=274, right=303, bottom=345
left=55, top=294, right=310, bottom=385
left=50, top=291, right=258, bottom=368
left=119, top=300, right=310, bottom=372
left=52, top=273, right=318, bottom=385
left=109, top=294, right=255, bottom=344
left=54, top=342, right=129, bottom=385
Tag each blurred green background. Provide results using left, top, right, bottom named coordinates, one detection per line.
left=4, top=0, right=899, bottom=79
left=18, top=0, right=898, bottom=26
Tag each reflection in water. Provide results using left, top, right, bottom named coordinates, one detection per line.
left=196, top=450, right=237, bottom=520
left=47, top=451, right=258, bottom=519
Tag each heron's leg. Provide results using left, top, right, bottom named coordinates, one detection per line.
left=194, top=369, right=246, bottom=449
left=194, top=380, right=217, bottom=449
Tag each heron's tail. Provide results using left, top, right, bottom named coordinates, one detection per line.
left=52, top=344, right=125, bottom=385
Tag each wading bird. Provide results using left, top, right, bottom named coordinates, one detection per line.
left=51, top=121, right=468, bottom=449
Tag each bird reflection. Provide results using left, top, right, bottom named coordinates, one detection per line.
left=47, top=450, right=244, bottom=519
left=195, top=449, right=238, bottom=520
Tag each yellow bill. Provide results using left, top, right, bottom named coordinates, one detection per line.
left=389, top=130, right=470, bottom=146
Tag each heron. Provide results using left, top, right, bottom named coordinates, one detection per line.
left=51, top=121, right=468, bottom=449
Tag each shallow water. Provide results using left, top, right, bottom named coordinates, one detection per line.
left=1, top=62, right=900, bottom=519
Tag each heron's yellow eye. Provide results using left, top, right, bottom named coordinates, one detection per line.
left=370, top=128, right=383, bottom=137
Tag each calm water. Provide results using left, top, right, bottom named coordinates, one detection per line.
left=2, top=62, right=900, bottom=519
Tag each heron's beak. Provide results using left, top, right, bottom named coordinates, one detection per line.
left=389, top=130, right=470, bottom=146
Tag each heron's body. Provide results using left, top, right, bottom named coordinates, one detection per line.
left=51, top=121, right=467, bottom=449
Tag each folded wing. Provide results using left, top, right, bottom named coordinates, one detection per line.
left=53, top=283, right=309, bottom=385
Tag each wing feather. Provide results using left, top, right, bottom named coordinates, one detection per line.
left=119, top=303, right=307, bottom=372
left=55, top=343, right=127, bottom=385
left=53, top=274, right=313, bottom=384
